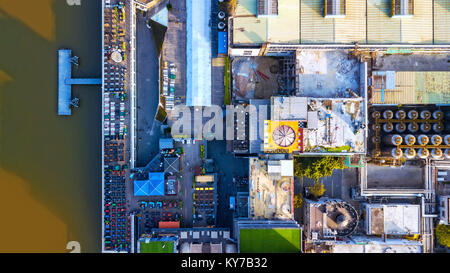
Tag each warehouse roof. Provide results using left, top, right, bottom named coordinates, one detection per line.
left=232, top=0, right=450, bottom=45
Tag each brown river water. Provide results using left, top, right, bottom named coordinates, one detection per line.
left=0, top=0, right=101, bottom=252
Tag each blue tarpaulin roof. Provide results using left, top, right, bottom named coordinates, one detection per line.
left=218, top=31, right=228, bottom=55
left=134, top=172, right=165, bottom=196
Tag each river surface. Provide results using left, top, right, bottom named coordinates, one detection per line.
left=0, top=0, right=101, bottom=252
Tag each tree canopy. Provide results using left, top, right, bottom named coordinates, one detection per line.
left=294, top=156, right=346, bottom=181
left=294, top=193, right=303, bottom=209
left=436, top=224, right=450, bottom=247
left=308, top=181, right=326, bottom=199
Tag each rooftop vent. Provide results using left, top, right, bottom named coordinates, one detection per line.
left=324, top=0, right=346, bottom=18
left=392, top=0, right=414, bottom=18
left=257, top=0, right=278, bottom=17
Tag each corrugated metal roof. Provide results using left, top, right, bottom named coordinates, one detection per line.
left=372, top=71, right=450, bottom=104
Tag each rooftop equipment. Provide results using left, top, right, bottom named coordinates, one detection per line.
left=324, top=0, right=346, bottom=18
left=391, top=0, right=414, bottom=18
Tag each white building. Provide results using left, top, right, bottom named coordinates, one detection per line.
left=364, top=204, right=421, bottom=235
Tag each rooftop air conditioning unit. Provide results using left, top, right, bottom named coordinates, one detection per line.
left=391, top=0, right=414, bottom=18
left=324, top=0, right=346, bottom=18
left=257, top=0, right=278, bottom=18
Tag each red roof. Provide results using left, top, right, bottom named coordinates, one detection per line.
left=158, top=221, right=180, bottom=229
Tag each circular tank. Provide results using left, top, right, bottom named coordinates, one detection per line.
left=408, top=122, right=419, bottom=133
left=431, top=148, right=443, bottom=159
left=372, top=111, right=381, bottom=119
left=444, top=149, right=450, bottom=159
left=420, top=123, right=432, bottom=133
left=433, top=123, right=444, bottom=133
left=408, top=110, right=419, bottom=120
left=433, top=110, right=444, bottom=120
left=404, top=134, right=416, bottom=146
left=417, top=148, right=430, bottom=159
left=417, top=135, right=429, bottom=146
left=420, top=110, right=432, bottom=119
left=383, top=134, right=402, bottom=146
left=218, top=11, right=226, bottom=19
left=382, top=147, right=403, bottom=159
left=383, top=110, right=394, bottom=119
left=383, top=123, right=394, bottom=133
left=404, top=148, right=416, bottom=159
left=218, top=22, right=226, bottom=30
left=396, top=110, right=406, bottom=120
left=372, top=124, right=381, bottom=131
left=444, top=135, right=450, bottom=145
left=395, top=123, right=407, bottom=133
left=431, top=135, right=443, bottom=146
left=371, top=136, right=381, bottom=144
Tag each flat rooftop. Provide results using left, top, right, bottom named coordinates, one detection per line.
left=331, top=236, right=423, bottom=253
left=371, top=71, right=450, bottom=105
left=366, top=204, right=421, bottom=235
left=249, top=158, right=294, bottom=220
left=232, top=0, right=450, bottom=45
left=239, top=228, right=301, bottom=253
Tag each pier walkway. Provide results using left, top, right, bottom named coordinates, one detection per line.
left=58, top=49, right=101, bottom=115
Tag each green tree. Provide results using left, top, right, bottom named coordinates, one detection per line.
left=294, top=193, right=303, bottom=209
left=308, top=181, right=326, bottom=199
left=294, top=156, right=346, bottom=181
left=436, top=224, right=450, bottom=247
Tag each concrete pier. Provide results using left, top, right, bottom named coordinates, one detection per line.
left=58, top=49, right=101, bottom=115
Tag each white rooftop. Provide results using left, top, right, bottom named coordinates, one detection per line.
left=332, top=236, right=423, bottom=253
left=366, top=204, right=421, bottom=235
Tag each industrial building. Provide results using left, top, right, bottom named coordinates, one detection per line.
left=303, top=198, right=359, bottom=242
left=330, top=236, right=423, bottom=253
left=231, top=0, right=450, bottom=47
left=364, top=203, right=421, bottom=235
left=439, top=195, right=450, bottom=225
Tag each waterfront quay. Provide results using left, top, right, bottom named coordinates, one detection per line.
left=102, top=0, right=133, bottom=253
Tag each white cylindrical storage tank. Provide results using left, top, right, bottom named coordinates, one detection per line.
left=444, top=135, right=450, bottom=145
left=372, top=124, right=381, bottom=131
left=433, top=110, right=444, bottom=120
left=404, top=148, right=416, bottom=159
left=383, top=134, right=402, bottom=146
left=218, top=11, right=226, bottom=20
left=431, top=135, right=443, bottom=146
left=383, top=122, right=394, bottom=133
left=417, top=148, right=430, bottom=159
left=433, top=123, right=444, bottom=133
left=420, top=122, right=432, bottom=133
left=408, top=110, right=419, bottom=120
left=417, top=135, right=429, bottom=146
left=408, top=122, right=419, bottom=133
left=396, top=110, right=406, bottom=120
left=404, top=134, right=416, bottom=146
left=372, top=111, right=381, bottom=119
left=420, top=110, right=432, bottom=120
left=383, top=110, right=394, bottom=119
left=218, top=22, right=226, bottom=30
left=444, top=149, right=450, bottom=159
left=371, top=136, right=381, bottom=144
left=396, top=122, right=407, bottom=133
left=431, top=148, right=443, bottom=159
left=382, top=147, right=402, bottom=159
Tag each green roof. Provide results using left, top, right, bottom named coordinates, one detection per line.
left=139, top=241, right=174, bottom=253
left=239, top=228, right=301, bottom=253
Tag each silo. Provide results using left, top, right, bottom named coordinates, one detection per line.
left=444, top=149, right=450, bottom=160
left=420, top=123, right=432, bottom=133
left=395, top=122, right=407, bottom=133
left=417, top=148, right=430, bottom=159
left=383, top=122, right=394, bottom=133
left=383, top=134, right=402, bottom=146
left=420, top=110, right=431, bottom=120
left=433, top=110, right=444, bottom=120
left=382, top=147, right=403, bottom=159
left=403, top=134, right=416, bottom=146
left=408, top=110, right=419, bottom=120
left=431, top=148, right=443, bottom=159
left=417, top=135, right=429, bottom=146
left=431, top=135, right=443, bottom=146
left=372, top=111, right=381, bottom=119
left=444, top=135, right=450, bottom=145
left=408, top=122, right=419, bottom=133
left=371, top=136, right=381, bottom=144
left=404, top=148, right=416, bottom=159
left=433, top=123, right=444, bottom=133
left=383, top=110, right=394, bottom=120
left=396, top=110, right=406, bottom=120
left=372, top=124, right=381, bottom=131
